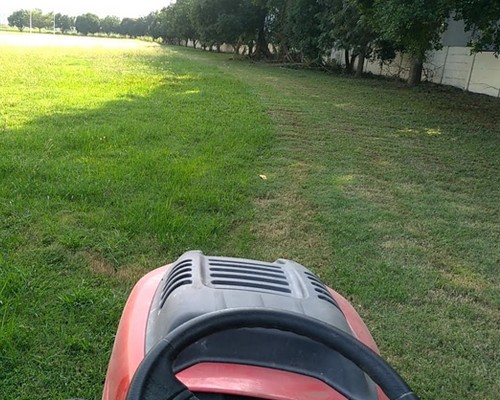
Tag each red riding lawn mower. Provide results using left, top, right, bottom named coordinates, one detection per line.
left=102, top=251, right=419, bottom=400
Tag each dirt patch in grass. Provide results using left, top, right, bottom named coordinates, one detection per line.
left=251, top=171, right=332, bottom=270
left=84, top=251, right=116, bottom=276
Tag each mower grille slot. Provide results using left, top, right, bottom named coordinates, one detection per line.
left=305, top=272, right=338, bottom=306
left=209, top=259, right=283, bottom=271
left=209, top=267, right=285, bottom=278
left=210, top=273, right=288, bottom=286
left=210, top=280, right=292, bottom=293
left=208, top=258, right=291, bottom=294
left=160, top=259, right=193, bottom=308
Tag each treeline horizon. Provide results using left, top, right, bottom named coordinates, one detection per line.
left=7, top=1, right=500, bottom=86
left=6, top=9, right=154, bottom=38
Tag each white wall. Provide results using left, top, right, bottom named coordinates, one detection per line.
left=331, top=47, right=500, bottom=97
left=468, top=53, right=500, bottom=97
left=427, top=47, right=472, bottom=89
left=426, top=47, right=500, bottom=97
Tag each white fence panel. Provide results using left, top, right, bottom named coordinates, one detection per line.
left=468, top=52, right=500, bottom=97
left=424, top=48, right=448, bottom=83
left=440, top=47, right=473, bottom=89
left=332, top=46, right=499, bottom=97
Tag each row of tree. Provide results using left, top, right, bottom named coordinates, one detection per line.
left=7, top=9, right=151, bottom=38
left=147, top=0, right=499, bottom=85
left=8, top=1, right=499, bottom=85
left=8, top=9, right=56, bottom=32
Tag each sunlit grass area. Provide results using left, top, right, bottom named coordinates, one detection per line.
left=1, top=33, right=499, bottom=400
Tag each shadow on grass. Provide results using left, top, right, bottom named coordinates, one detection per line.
left=1, top=67, right=271, bottom=262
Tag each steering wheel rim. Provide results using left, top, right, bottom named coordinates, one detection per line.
left=126, top=308, right=419, bottom=400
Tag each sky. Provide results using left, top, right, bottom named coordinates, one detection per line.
left=0, top=0, right=173, bottom=23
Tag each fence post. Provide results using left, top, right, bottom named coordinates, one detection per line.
left=466, top=51, right=477, bottom=92
left=440, top=46, right=450, bottom=84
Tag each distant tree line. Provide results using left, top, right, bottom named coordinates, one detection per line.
left=8, top=1, right=499, bottom=86
left=148, top=0, right=500, bottom=85
left=8, top=9, right=56, bottom=33
left=7, top=9, right=152, bottom=38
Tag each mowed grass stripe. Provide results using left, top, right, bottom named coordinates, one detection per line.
left=182, top=49, right=500, bottom=400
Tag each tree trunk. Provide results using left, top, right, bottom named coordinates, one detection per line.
left=276, top=34, right=290, bottom=63
left=246, top=40, right=254, bottom=57
left=345, top=50, right=354, bottom=74
left=350, top=54, right=357, bottom=71
left=254, top=9, right=270, bottom=60
left=271, top=43, right=277, bottom=56
left=192, top=39, right=197, bottom=49
left=355, top=50, right=365, bottom=77
left=408, top=57, right=423, bottom=86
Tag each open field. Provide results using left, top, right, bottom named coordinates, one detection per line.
left=1, top=32, right=499, bottom=399
left=0, top=30, right=151, bottom=48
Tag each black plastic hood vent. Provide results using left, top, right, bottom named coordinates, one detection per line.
left=159, top=259, right=193, bottom=308
left=304, top=271, right=338, bottom=306
left=208, top=258, right=291, bottom=294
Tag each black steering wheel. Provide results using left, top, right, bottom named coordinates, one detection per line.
left=126, top=308, right=419, bottom=400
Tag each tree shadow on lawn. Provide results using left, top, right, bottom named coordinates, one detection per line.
left=1, top=69, right=271, bottom=268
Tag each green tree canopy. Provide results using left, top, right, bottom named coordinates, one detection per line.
left=145, top=11, right=163, bottom=40
left=191, top=0, right=260, bottom=51
left=31, top=9, right=52, bottom=32
left=143, top=0, right=498, bottom=85
left=282, top=0, right=325, bottom=64
left=356, top=0, right=451, bottom=85
left=55, top=14, right=75, bottom=33
left=101, top=16, right=121, bottom=35
left=119, top=17, right=147, bottom=38
left=319, top=0, right=378, bottom=75
left=7, top=10, right=30, bottom=32
left=75, top=13, right=101, bottom=36
left=454, top=0, right=500, bottom=54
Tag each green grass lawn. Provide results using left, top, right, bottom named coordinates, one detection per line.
left=1, top=34, right=499, bottom=399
